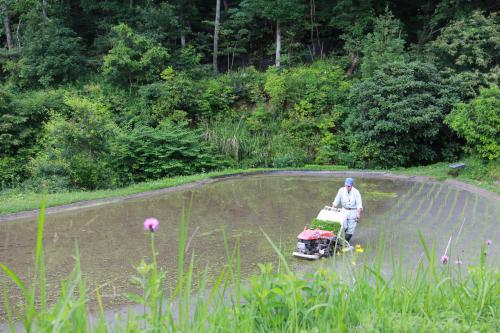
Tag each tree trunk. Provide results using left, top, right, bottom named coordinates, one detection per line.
left=275, top=20, right=281, bottom=68
left=309, top=0, right=315, bottom=60
left=16, top=17, right=22, bottom=48
left=180, top=33, right=186, bottom=48
left=347, top=52, right=359, bottom=76
left=2, top=6, right=13, bottom=51
left=42, top=0, right=48, bottom=21
left=213, top=0, right=221, bottom=73
left=16, top=16, right=23, bottom=48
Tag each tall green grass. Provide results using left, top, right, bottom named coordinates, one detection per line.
left=1, top=203, right=499, bottom=332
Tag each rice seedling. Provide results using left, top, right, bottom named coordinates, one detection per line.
left=441, top=190, right=460, bottom=226
left=396, top=182, right=426, bottom=223
left=402, top=183, right=437, bottom=226
left=416, top=183, right=443, bottom=226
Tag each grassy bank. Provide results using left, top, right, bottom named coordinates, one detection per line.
left=1, top=159, right=498, bottom=216
left=1, top=202, right=498, bottom=332
left=391, top=158, right=500, bottom=194
left=0, top=166, right=350, bottom=215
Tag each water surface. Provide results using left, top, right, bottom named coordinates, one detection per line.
left=1, top=174, right=498, bottom=317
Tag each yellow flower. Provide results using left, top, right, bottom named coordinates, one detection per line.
left=351, top=261, right=356, bottom=266
left=355, top=248, right=364, bottom=253
left=355, top=244, right=361, bottom=249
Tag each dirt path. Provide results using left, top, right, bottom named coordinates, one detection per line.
left=1, top=170, right=498, bottom=222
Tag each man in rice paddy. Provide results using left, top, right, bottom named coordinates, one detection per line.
left=332, top=178, right=363, bottom=243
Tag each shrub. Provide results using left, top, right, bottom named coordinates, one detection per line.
left=315, top=108, right=349, bottom=164
left=114, top=120, right=223, bottom=183
left=102, top=24, right=170, bottom=88
left=428, top=11, right=500, bottom=98
left=221, top=66, right=266, bottom=104
left=264, top=68, right=287, bottom=111
left=197, top=78, right=236, bottom=117
left=429, top=11, right=499, bottom=76
left=360, top=9, right=406, bottom=78
left=14, top=20, right=85, bottom=88
left=0, top=156, right=29, bottom=189
left=345, top=61, right=451, bottom=168
left=136, top=69, right=204, bottom=125
left=0, top=89, right=65, bottom=158
left=261, top=60, right=351, bottom=164
left=31, top=94, right=120, bottom=190
left=445, top=85, right=500, bottom=161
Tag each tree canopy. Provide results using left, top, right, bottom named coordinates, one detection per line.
left=1, top=0, right=498, bottom=190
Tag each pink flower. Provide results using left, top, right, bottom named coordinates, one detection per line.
left=440, top=255, right=449, bottom=264
left=486, top=239, right=492, bottom=246
left=144, top=217, right=160, bottom=232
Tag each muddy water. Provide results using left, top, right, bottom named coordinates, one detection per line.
left=1, top=174, right=499, bottom=318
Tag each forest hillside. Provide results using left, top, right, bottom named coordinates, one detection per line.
left=0, top=0, right=498, bottom=192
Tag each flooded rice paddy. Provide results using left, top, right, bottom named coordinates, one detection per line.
left=0, top=173, right=499, bottom=317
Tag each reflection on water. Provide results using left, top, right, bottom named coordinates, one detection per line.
left=0, top=175, right=498, bottom=316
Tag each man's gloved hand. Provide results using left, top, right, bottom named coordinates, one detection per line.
left=355, top=217, right=360, bottom=223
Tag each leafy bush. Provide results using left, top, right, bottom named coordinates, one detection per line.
left=429, top=11, right=499, bottom=76
left=245, top=104, right=275, bottom=133
left=0, top=89, right=65, bottom=157
left=314, top=108, right=349, bottom=164
left=428, top=11, right=500, bottom=98
left=345, top=61, right=452, bottom=168
left=280, top=100, right=320, bottom=161
left=445, top=85, right=500, bottom=161
left=264, top=68, right=287, bottom=111
left=197, top=77, right=236, bottom=117
left=0, top=156, right=29, bottom=189
left=102, top=24, right=170, bottom=88
left=135, top=69, right=212, bottom=125
left=221, top=66, right=266, bottom=104
left=360, top=9, right=406, bottom=78
left=171, top=45, right=202, bottom=71
left=261, top=60, right=352, bottom=164
left=284, top=60, right=349, bottom=113
left=13, top=20, right=85, bottom=88
left=31, top=94, right=120, bottom=190
left=114, top=120, right=223, bottom=183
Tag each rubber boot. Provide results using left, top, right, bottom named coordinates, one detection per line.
left=345, top=234, right=353, bottom=242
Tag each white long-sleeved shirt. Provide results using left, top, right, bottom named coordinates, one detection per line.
left=333, top=187, right=363, bottom=215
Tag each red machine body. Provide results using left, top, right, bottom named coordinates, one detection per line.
left=297, top=227, right=334, bottom=240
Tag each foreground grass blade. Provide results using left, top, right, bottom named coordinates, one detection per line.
left=0, top=263, right=28, bottom=296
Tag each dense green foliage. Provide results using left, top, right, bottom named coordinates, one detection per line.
left=360, top=9, right=406, bottom=78
left=428, top=11, right=499, bottom=97
left=346, top=61, right=453, bottom=168
left=114, top=120, right=223, bottom=183
left=102, top=24, right=170, bottom=88
left=446, top=85, right=500, bottom=160
left=15, top=20, right=85, bottom=87
left=0, top=1, right=498, bottom=192
left=30, top=95, right=120, bottom=190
